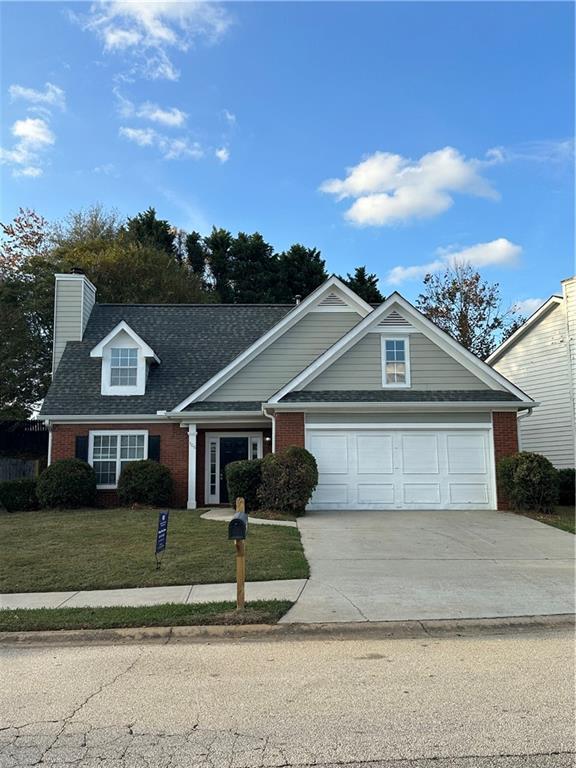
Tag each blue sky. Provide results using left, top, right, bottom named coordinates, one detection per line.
left=1, top=1, right=574, bottom=313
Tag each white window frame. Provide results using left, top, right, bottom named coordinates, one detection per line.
left=109, top=347, right=139, bottom=387
left=88, top=430, right=149, bottom=489
left=381, top=335, right=411, bottom=388
left=101, top=343, right=146, bottom=396
left=204, top=432, right=263, bottom=505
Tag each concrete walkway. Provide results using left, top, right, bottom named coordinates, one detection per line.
left=281, top=509, right=575, bottom=624
left=200, top=508, right=297, bottom=527
left=0, top=579, right=307, bottom=610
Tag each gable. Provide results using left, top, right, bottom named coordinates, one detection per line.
left=269, top=294, right=531, bottom=404
left=304, top=332, right=491, bottom=391
left=206, top=311, right=362, bottom=401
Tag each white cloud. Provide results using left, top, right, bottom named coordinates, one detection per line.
left=320, top=147, right=500, bottom=227
left=489, top=138, right=574, bottom=166
left=385, top=238, right=522, bottom=286
left=0, top=117, right=55, bottom=178
left=93, top=162, right=119, bottom=176
left=9, top=82, right=66, bottom=111
left=215, top=146, right=229, bottom=163
left=119, top=125, right=203, bottom=160
left=511, top=297, right=546, bottom=317
left=223, top=109, right=236, bottom=125
left=82, top=1, right=232, bottom=80
left=115, top=90, right=187, bottom=126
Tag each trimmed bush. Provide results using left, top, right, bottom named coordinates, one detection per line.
left=0, top=478, right=38, bottom=512
left=557, top=468, right=575, bottom=507
left=37, top=459, right=96, bottom=509
left=258, top=446, right=318, bottom=516
left=225, top=459, right=263, bottom=511
left=117, top=460, right=173, bottom=507
left=497, top=451, right=559, bottom=513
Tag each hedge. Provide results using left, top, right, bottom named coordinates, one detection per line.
left=0, top=478, right=38, bottom=512
left=557, top=468, right=575, bottom=507
left=37, top=459, right=97, bottom=509
left=258, top=446, right=318, bottom=516
left=225, top=459, right=263, bottom=511
left=117, top=460, right=173, bottom=507
left=497, top=452, right=558, bottom=513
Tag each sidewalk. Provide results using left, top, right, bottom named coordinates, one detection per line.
left=0, top=579, right=307, bottom=611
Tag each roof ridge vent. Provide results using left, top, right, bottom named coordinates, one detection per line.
left=377, top=309, right=412, bottom=328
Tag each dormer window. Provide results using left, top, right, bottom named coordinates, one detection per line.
left=110, top=348, right=138, bottom=387
left=90, top=320, right=160, bottom=397
left=381, top=336, right=411, bottom=388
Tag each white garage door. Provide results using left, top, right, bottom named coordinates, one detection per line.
left=306, top=429, right=495, bottom=510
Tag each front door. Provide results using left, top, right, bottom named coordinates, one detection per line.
left=219, top=437, right=249, bottom=503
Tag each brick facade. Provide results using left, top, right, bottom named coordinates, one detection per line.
left=51, top=422, right=189, bottom=508
left=492, top=411, right=519, bottom=510
left=275, top=412, right=305, bottom=452
left=51, top=423, right=272, bottom=509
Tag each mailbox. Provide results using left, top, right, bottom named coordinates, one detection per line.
left=228, top=510, right=248, bottom=540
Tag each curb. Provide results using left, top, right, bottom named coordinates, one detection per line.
left=0, top=613, right=573, bottom=647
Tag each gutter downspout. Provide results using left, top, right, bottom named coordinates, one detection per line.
left=516, top=407, right=533, bottom=452
left=262, top=406, right=276, bottom=453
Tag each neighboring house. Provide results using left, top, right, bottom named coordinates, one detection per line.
left=487, top=276, right=575, bottom=469
left=40, top=271, right=534, bottom=511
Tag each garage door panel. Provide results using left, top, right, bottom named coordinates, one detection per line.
left=357, top=483, right=395, bottom=505
left=449, top=483, right=489, bottom=504
left=403, top=483, right=441, bottom=505
left=401, top=434, right=439, bottom=474
left=357, top=434, right=393, bottom=474
left=314, top=484, right=349, bottom=504
left=308, top=433, right=348, bottom=474
left=447, top=434, right=487, bottom=474
left=307, top=427, right=494, bottom=510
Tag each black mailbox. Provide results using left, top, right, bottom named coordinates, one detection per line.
left=228, top=510, right=248, bottom=540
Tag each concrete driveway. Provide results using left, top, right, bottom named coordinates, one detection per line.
left=282, top=510, right=575, bottom=623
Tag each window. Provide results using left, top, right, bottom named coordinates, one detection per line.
left=90, top=431, right=147, bottom=487
left=110, top=348, right=138, bottom=387
left=382, top=337, right=410, bottom=387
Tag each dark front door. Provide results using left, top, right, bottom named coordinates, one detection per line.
left=219, top=437, right=249, bottom=504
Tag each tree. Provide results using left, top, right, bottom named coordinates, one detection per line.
left=203, top=227, right=234, bottom=301
left=275, top=245, right=328, bottom=303
left=341, top=266, right=383, bottom=304
left=228, top=232, right=277, bottom=303
left=124, top=207, right=175, bottom=257
left=0, top=208, right=48, bottom=280
left=51, top=204, right=122, bottom=247
left=185, top=231, right=207, bottom=280
left=415, top=263, right=522, bottom=359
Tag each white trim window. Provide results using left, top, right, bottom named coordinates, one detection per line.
left=110, top=348, right=138, bottom=386
left=381, top=336, right=411, bottom=388
left=89, top=430, right=148, bottom=488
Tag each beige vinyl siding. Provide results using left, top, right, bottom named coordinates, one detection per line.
left=492, top=302, right=574, bottom=468
left=206, top=312, right=360, bottom=401
left=52, top=280, right=83, bottom=373
left=82, top=281, right=95, bottom=333
left=307, top=412, right=491, bottom=425
left=304, top=333, right=491, bottom=391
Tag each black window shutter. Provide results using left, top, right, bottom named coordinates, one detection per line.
left=75, top=435, right=89, bottom=462
left=148, top=435, right=161, bottom=462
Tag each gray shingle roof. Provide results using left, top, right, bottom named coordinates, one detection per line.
left=280, top=390, right=522, bottom=403
left=184, top=401, right=263, bottom=412
left=41, top=304, right=293, bottom=415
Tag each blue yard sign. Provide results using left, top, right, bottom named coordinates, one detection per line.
left=155, top=511, right=169, bottom=564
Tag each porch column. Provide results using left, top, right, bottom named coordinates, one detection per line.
left=187, top=423, right=197, bottom=510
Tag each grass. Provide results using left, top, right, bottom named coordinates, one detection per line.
left=249, top=509, right=297, bottom=521
left=0, top=600, right=292, bottom=632
left=516, top=506, right=575, bottom=534
left=0, top=508, right=309, bottom=593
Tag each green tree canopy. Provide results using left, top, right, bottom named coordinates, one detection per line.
left=341, top=266, right=384, bottom=304
left=276, top=245, right=328, bottom=303
left=124, top=207, right=175, bottom=257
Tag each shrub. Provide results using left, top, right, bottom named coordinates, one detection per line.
left=0, top=478, right=38, bottom=512
left=497, top=452, right=558, bottom=513
left=557, top=468, right=575, bottom=507
left=117, top=460, right=173, bottom=507
left=37, top=459, right=96, bottom=509
left=258, top=446, right=318, bottom=516
left=225, top=459, right=263, bottom=511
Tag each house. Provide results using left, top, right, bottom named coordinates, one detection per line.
left=487, top=277, right=575, bottom=469
left=40, top=271, right=535, bottom=511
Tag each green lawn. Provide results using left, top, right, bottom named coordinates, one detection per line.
left=0, top=508, right=309, bottom=593
left=517, top=506, right=575, bottom=534
left=0, top=600, right=292, bottom=632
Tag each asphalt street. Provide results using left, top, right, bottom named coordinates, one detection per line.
left=1, top=625, right=574, bottom=767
